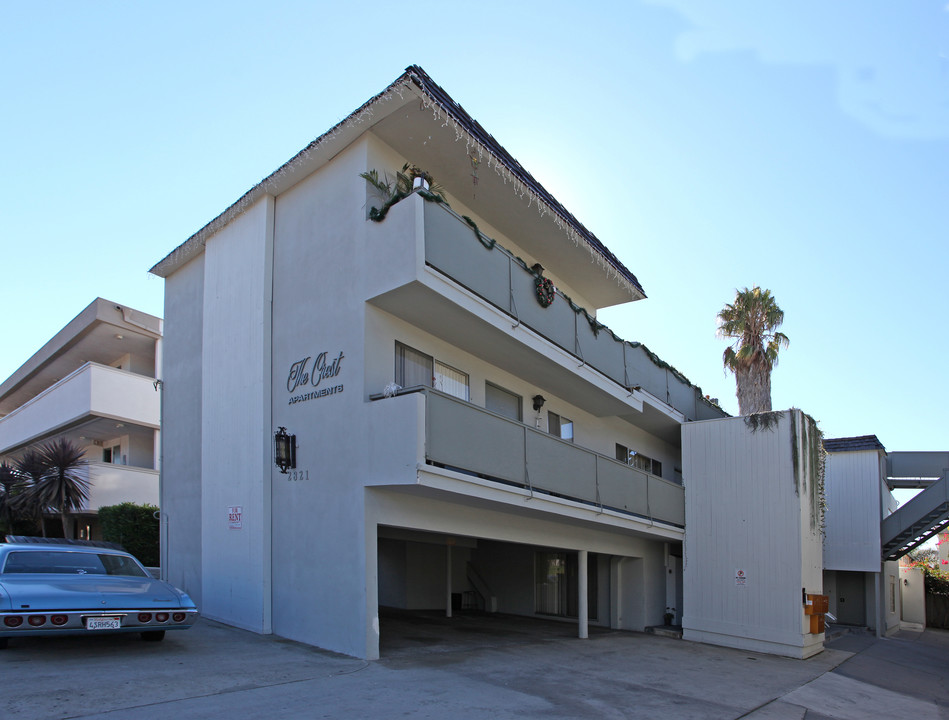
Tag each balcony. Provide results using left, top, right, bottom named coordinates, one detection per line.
left=369, top=388, right=685, bottom=529
left=84, top=462, right=160, bottom=512
left=0, top=362, right=159, bottom=454
left=365, top=194, right=724, bottom=439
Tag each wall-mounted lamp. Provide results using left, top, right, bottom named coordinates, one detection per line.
left=904, top=578, right=909, bottom=586
left=274, top=427, right=296, bottom=474
left=532, top=395, right=546, bottom=412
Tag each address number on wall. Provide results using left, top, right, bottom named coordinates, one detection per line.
left=287, top=469, right=309, bottom=482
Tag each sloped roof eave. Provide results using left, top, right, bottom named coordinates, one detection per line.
left=150, top=65, right=645, bottom=299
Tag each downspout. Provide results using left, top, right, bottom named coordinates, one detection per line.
left=155, top=325, right=166, bottom=581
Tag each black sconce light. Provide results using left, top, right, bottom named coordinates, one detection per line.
left=532, top=395, right=546, bottom=412
left=274, top=427, right=296, bottom=474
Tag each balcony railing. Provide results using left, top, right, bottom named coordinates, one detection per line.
left=0, top=362, right=159, bottom=453
left=373, top=388, right=684, bottom=528
left=84, top=462, right=160, bottom=512
left=421, top=200, right=724, bottom=423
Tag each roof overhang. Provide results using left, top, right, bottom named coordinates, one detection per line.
left=150, top=66, right=645, bottom=308
left=0, top=299, right=160, bottom=416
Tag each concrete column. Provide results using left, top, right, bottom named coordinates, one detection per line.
left=875, top=571, right=882, bottom=638
left=578, top=550, right=588, bottom=639
left=446, top=543, right=453, bottom=618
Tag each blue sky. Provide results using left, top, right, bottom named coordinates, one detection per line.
left=2, top=1, right=947, bottom=454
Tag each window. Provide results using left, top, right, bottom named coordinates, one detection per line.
left=615, top=444, right=662, bottom=478
left=547, top=412, right=574, bottom=443
left=434, top=361, right=469, bottom=401
left=485, top=382, right=522, bottom=422
left=395, top=342, right=470, bottom=401
left=395, top=342, right=433, bottom=388
left=2, top=551, right=148, bottom=577
left=534, top=551, right=597, bottom=619
left=103, top=444, right=124, bottom=465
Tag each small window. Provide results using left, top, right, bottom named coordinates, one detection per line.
left=103, top=444, right=123, bottom=465
left=485, top=382, right=522, bottom=422
left=548, top=412, right=574, bottom=443
left=615, top=444, right=661, bottom=477
left=395, top=342, right=433, bottom=389
left=434, top=361, right=469, bottom=401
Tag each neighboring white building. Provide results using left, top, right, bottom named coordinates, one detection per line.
left=822, top=436, right=901, bottom=635
left=823, top=437, right=949, bottom=634
left=0, top=298, right=162, bottom=538
left=150, top=66, right=835, bottom=660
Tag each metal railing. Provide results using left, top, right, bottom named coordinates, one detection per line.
left=422, top=201, right=724, bottom=423
left=417, top=388, right=684, bottom=527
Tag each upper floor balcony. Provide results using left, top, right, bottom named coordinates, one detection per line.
left=369, top=388, right=684, bottom=533
left=364, top=193, right=724, bottom=444
left=0, top=362, right=160, bottom=455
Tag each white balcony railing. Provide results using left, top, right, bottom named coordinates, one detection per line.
left=0, top=362, right=159, bottom=453
left=84, top=462, right=160, bottom=512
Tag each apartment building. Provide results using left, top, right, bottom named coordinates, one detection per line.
left=0, top=298, right=162, bottom=538
left=151, top=66, right=832, bottom=660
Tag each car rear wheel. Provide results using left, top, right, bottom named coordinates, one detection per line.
left=141, top=631, right=165, bottom=642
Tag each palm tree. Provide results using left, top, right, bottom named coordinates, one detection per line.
left=27, top=439, right=90, bottom=538
left=717, top=286, right=789, bottom=415
left=14, top=448, right=49, bottom=537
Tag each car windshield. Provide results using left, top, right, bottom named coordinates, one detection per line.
left=1, top=551, right=149, bottom=577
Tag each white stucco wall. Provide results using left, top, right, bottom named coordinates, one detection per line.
left=199, top=196, right=274, bottom=632
left=269, top=139, right=371, bottom=658
left=899, top=566, right=925, bottom=626
left=682, top=411, right=824, bottom=659
left=161, top=253, right=205, bottom=602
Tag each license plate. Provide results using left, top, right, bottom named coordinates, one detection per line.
left=86, top=617, right=121, bottom=631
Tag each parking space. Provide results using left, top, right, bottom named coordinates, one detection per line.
left=379, top=607, right=610, bottom=657
left=3, top=617, right=947, bottom=719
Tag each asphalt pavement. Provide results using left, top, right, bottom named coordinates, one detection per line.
left=3, top=613, right=947, bottom=719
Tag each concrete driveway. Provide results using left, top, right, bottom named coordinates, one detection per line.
left=3, top=614, right=947, bottom=719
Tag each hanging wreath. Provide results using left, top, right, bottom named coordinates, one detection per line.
left=535, top=276, right=556, bottom=308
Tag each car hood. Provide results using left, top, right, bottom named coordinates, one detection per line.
left=0, top=575, right=188, bottom=612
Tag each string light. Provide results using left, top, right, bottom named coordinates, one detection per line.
left=156, top=73, right=635, bottom=297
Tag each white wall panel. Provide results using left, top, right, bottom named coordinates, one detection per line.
left=200, top=197, right=273, bottom=632
left=823, top=450, right=883, bottom=572
left=682, top=411, right=824, bottom=659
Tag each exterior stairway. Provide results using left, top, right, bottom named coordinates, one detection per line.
left=881, top=474, right=949, bottom=561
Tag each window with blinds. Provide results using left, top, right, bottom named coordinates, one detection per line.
left=485, top=382, right=522, bottom=422
left=395, top=342, right=469, bottom=401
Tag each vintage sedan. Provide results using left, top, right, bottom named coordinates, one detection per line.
left=0, top=541, right=197, bottom=648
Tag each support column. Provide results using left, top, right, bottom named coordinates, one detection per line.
left=578, top=550, right=589, bottom=639
left=875, top=570, right=882, bottom=638
left=446, top=543, right=453, bottom=618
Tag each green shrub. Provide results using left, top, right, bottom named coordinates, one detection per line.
left=923, top=566, right=949, bottom=597
left=99, top=502, right=159, bottom=567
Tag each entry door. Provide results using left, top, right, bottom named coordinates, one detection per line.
left=836, top=572, right=866, bottom=626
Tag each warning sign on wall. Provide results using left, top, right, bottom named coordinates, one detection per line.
left=735, top=569, right=747, bottom=587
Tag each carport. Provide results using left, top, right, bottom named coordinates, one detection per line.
left=366, top=483, right=680, bottom=659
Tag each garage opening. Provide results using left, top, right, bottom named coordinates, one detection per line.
left=377, top=527, right=613, bottom=655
